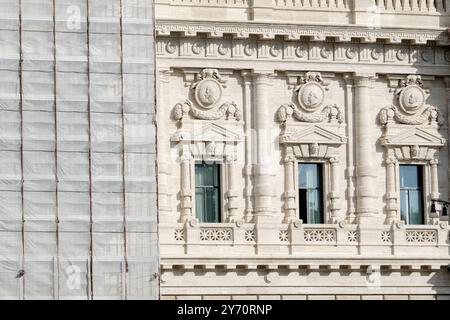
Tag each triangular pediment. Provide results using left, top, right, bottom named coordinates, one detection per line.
left=383, top=127, right=445, bottom=146
left=172, top=123, right=242, bottom=142
left=280, top=125, right=346, bottom=145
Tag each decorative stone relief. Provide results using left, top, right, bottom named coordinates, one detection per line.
left=381, top=231, right=392, bottom=243
left=174, top=229, right=185, bottom=241
left=347, top=231, right=358, bottom=243
left=379, top=75, right=440, bottom=126
left=200, top=228, right=233, bottom=241
left=277, top=72, right=344, bottom=124
left=156, top=36, right=450, bottom=68
left=304, top=229, right=336, bottom=243
left=173, top=69, right=241, bottom=121
left=279, top=230, right=289, bottom=242
left=277, top=103, right=344, bottom=124
left=244, top=230, right=255, bottom=242
left=405, top=230, right=437, bottom=244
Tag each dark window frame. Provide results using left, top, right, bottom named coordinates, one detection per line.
left=399, top=164, right=425, bottom=225
left=298, top=162, right=324, bottom=224
left=194, top=161, right=222, bottom=223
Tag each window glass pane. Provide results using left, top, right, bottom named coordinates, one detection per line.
left=195, top=188, right=205, bottom=223
left=400, top=166, right=420, bottom=188
left=307, top=189, right=323, bottom=224
left=299, top=163, right=320, bottom=189
left=195, top=162, right=204, bottom=186
left=205, top=188, right=220, bottom=223
left=409, top=190, right=423, bottom=225
left=213, top=164, right=219, bottom=186
left=400, top=190, right=409, bottom=224
left=299, top=189, right=307, bottom=223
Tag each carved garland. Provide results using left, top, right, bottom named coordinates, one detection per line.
left=174, top=100, right=241, bottom=121
left=277, top=103, right=344, bottom=124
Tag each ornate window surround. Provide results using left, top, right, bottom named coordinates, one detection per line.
left=276, top=72, right=347, bottom=224
left=379, top=75, right=447, bottom=225
left=171, top=69, right=244, bottom=224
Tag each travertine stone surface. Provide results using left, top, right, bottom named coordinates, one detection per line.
left=155, top=0, right=450, bottom=300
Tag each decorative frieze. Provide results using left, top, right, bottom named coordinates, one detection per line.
left=157, top=37, right=450, bottom=69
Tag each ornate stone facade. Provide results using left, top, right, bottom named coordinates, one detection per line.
left=156, top=0, right=450, bottom=300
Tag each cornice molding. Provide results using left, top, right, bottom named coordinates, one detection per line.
left=156, top=19, right=450, bottom=45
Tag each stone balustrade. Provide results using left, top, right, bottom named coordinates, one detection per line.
left=156, top=0, right=450, bottom=29
left=161, top=222, right=450, bottom=258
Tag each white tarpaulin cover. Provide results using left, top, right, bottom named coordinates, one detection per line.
left=0, top=0, right=159, bottom=299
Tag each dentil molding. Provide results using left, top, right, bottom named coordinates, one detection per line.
left=156, top=20, right=450, bottom=45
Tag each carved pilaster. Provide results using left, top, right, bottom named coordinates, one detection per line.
left=329, top=157, right=343, bottom=223
left=343, top=74, right=356, bottom=223
left=430, top=159, right=440, bottom=201
left=241, top=71, right=254, bottom=222
left=385, top=156, right=399, bottom=225
left=283, top=148, right=297, bottom=223
left=225, top=150, right=240, bottom=223
left=180, top=144, right=193, bottom=223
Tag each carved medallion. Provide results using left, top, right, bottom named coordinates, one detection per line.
left=195, top=78, right=222, bottom=109
left=298, top=82, right=325, bottom=112
left=399, top=85, right=425, bottom=115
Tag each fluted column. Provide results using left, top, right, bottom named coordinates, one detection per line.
left=354, top=74, right=378, bottom=224
left=253, top=71, right=275, bottom=221
left=385, top=155, right=399, bottom=224
left=283, top=148, right=297, bottom=223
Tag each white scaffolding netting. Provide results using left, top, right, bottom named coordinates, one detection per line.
left=0, top=0, right=159, bottom=299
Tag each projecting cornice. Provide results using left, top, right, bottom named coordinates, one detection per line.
left=156, top=20, right=450, bottom=46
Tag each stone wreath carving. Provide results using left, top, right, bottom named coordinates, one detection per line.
left=276, top=72, right=344, bottom=124
left=277, top=103, right=344, bottom=124
left=173, top=69, right=241, bottom=121
left=379, top=75, right=441, bottom=126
